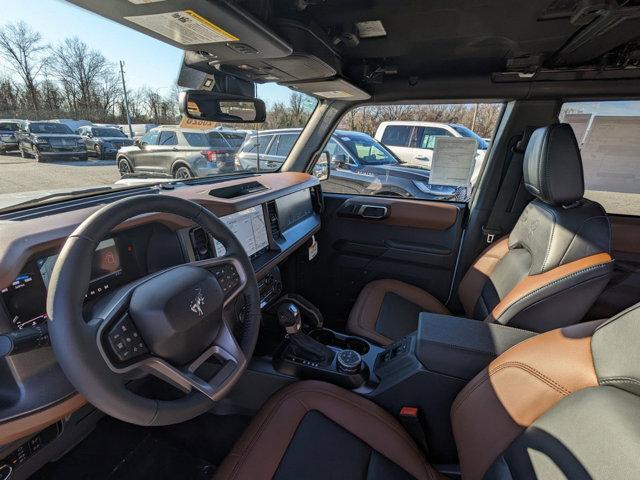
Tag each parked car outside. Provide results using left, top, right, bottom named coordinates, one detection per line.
left=0, top=119, right=23, bottom=153
left=120, top=123, right=158, bottom=140
left=17, top=121, right=87, bottom=162
left=76, top=125, right=134, bottom=159
left=374, top=121, right=488, bottom=183
left=237, top=128, right=467, bottom=200
left=116, top=126, right=245, bottom=179
left=48, top=118, right=93, bottom=132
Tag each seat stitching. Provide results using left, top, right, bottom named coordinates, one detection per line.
left=451, top=361, right=571, bottom=415
left=600, top=377, right=640, bottom=387
left=489, top=362, right=571, bottom=395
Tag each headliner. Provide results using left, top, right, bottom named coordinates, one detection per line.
left=67, top=0, right=640, bottom=101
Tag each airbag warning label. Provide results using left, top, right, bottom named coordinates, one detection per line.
left=124, top=10, right=239, bottom=45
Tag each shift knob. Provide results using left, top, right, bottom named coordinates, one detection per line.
left=278, top=302, right=302, bottom=335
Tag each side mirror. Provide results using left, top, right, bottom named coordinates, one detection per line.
left=179, top=90, right=266, bottom=124
left=313, top=151, right=330, bottom=181
left=331, top=153, right=349, bottom=168
left=134, top=138, right=142, bottom=148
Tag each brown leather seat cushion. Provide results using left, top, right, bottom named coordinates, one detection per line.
left=346, top=279, right=450, bottom=345
left=214, top=380, right=442, bottom=480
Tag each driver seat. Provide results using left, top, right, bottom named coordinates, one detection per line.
left=215, top=304, right=640, bottom=479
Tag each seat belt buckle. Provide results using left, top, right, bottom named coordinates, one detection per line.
left=482, top=226, right=500, bottom=244
left=399, top=406, right=430, bottom=456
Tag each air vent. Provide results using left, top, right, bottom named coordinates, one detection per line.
left=266, top=201, right=282, bottom=240
left=190, top=227, right=213, bottom=260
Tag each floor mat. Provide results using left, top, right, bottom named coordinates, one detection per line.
left=31, top=413, right=251, bottom=480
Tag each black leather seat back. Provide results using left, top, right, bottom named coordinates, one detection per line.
left=461, top=124, right=613, bottom=331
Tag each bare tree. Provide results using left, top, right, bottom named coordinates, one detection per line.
left=48, top=37, right=117, bottom=118
left=0, top=21, right=47, bottom=112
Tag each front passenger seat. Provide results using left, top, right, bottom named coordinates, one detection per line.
left=347, top=124, right=613, bottom=345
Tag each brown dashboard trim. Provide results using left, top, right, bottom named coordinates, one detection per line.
left=0, top=172, right=318, bottom=290
left=0, top=393, right=87, bottom=445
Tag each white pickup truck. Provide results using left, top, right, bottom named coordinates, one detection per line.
left=374, top=121, right=489, bottom=183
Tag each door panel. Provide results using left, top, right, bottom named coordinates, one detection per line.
left=299, top=193, right=465, bottom=324
left=589, top=215, right=640, bottom=319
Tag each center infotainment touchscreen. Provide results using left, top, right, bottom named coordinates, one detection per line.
left=214, top=205, right=269, bottom=258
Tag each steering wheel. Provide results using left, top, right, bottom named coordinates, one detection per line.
left=46, top=195, right=261, bottom=426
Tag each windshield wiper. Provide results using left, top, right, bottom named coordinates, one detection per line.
left=2, top=186, right=118, bottom=212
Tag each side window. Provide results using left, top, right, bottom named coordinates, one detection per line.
left=416, top=127, right=452, bottom=149
left=380, top=125, right=412, bottom=147
left=560, top=101, right=640, bottom=215
left=158, top=131, right=178, bottom=146
left=140, top=131, right=159, bottom=146
left=207, top=132, right=227, bottom=148
left=183, top=132, right=208, bottom=147
left=316, top=103, right=501, bottom=201
left=274, top=134, right=298, bottom=157
left=257, top=134, right=274, bottom=154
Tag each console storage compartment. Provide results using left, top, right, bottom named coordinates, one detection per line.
left=415, top=312, right=536, bottom=380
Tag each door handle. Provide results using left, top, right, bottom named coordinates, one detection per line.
left=357, top=204, right=388, bottom=219
left=415, top=155, right=429, bottom=160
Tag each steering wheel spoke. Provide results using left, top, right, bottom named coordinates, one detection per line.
left=140, top=320, right=246, bottom=401
left=190, top=255, right=248, bottom=307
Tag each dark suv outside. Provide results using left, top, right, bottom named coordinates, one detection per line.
left=18, top=121, right=87, bottom=162
left=0, top=120, right=22, bottom=154
left=76, top=125, right=134, bottom=159
left=236, top=128, right=466, bottom=200
left=116, top=126, right=247, bottom=179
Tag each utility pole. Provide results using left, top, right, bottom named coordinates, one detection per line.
left=471, top=103, right=479, bottom=132
left=119, top=61, right=134, bottom=139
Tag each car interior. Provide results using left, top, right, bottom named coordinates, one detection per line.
left=3, top=0, right=640, bottom=479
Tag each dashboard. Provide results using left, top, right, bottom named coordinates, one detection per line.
left=1, top=187, right=316, bottom=333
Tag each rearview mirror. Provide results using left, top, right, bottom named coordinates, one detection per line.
left=179, top=90, right=266, bottom=124
left=312, top=152, right=330, bottom=181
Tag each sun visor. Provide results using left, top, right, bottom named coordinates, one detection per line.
left=285, top=78, right=371, bottom=102
left=65, top=0, right=292, bottom=63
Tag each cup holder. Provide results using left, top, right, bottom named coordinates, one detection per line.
left=309, top=329, right=370, bottom=355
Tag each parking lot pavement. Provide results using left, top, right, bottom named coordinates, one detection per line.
left=0, top=152, right=121, bottom=195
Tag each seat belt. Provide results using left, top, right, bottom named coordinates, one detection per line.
left=482, top=127, right=536, bottom=243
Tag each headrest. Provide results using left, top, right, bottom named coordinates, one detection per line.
left=523, top=124, right=584, bottom=206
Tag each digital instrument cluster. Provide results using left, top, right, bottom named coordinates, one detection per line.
left=2, top=238, right=130, bottom=329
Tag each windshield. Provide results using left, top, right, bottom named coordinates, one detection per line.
left=451, top=124, right=489, bottom=149
left=337, top=133, right=398, bottom=165
left=0, top=3, right=318, bottom=212
left=0, top=122, right=20, bottom=132
left=92, top=128, right=125, bottom=138
left=28, top=123, right=73, bottom=134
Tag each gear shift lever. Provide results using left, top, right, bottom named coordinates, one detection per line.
left=278, top=302, right=302, bottom=335
left=278, top=302, right=333, bottom=364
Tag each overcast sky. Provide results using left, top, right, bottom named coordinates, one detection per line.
left=1, top=0, right=291, bottom=104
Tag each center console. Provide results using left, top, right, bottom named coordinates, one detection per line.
left=227, top=304, right=537, bottom=465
